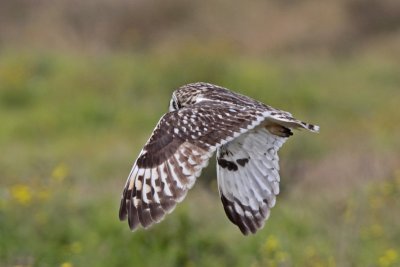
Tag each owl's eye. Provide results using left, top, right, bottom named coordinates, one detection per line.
left=172, top=100, right=178, bottom=110
left=169, top=97, right=181, bottom=112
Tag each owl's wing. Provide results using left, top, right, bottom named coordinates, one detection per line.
left=216, top=124, right=288, bottom=235
left=119, top=102, right=271, bottom=231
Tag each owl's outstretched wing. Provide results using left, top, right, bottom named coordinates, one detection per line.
left=216, top=125, right=289, bottom=235
left=119, top=102, right=271, bottom=231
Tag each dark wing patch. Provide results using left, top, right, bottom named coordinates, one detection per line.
left=236, top=158, right=249, bottom=167
left=217, top=158, right=238, bottom=171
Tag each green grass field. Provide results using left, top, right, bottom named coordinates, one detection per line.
left=0, top=50, right=399, bottom=267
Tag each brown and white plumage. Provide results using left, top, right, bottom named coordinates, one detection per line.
left=119, top=82, right=319, bottom=235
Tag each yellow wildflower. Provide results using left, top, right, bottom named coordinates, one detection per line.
left=10, top=184, right=32, bottom=205
left=378, top=249, right=398, bottom=267
left=264, top=235, right=279, bottom=253
left=60, top=262, right=73, bottom=267
left=52, top=163, right=69, bottom=182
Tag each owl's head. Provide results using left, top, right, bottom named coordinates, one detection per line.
left=169, top=82, right=225, bottom=112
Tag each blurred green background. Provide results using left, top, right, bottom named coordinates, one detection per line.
left=1, top=0, right=400, bottom=266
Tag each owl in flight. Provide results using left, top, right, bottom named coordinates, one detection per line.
left=119, top=82, right=319, bottom=235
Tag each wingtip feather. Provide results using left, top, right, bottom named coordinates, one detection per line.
left=302, top=122, right=319, bottom=133
left=309, top=124, right=320, bottom=133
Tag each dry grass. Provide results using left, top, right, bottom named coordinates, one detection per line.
left=1, top=0, right=400, bottom=56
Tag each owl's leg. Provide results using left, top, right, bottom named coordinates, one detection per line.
left=265, top=124, right=293, bottom=138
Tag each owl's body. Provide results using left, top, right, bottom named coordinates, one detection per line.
left=119, top=82, right=319, bottom=235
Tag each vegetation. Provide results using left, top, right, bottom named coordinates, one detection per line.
left=1, top=0, right=400, bottom=266
left=0, top=49, right=399, bottom=267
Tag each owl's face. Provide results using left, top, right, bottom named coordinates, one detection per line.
left=169, top=83, right=213, bottom=112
